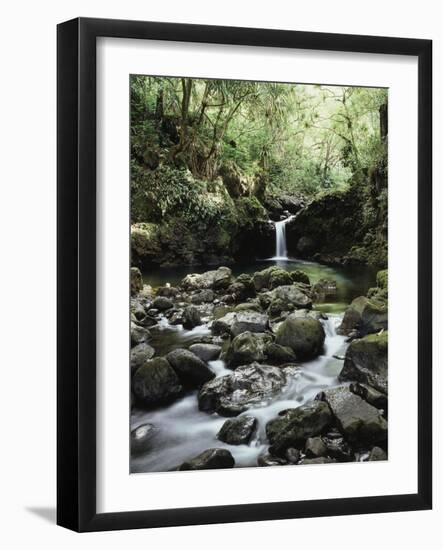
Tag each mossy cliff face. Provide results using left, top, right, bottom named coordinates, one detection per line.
left=286, top=161, right=388, bottom=268
left=131, top=161, right=277, bottom=267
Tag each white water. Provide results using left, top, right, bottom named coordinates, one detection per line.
left=131, top=314, right=347, bottom=473
left=273, top=215, right=295, bottom=260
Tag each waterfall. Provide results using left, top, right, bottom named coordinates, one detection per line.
left=273, top=216, right=295, bottom=260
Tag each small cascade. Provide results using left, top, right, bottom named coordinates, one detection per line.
left=273, top=215, right=295, bottom=260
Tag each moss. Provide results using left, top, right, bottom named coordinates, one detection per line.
left=376, top=269, right=388, bottom=290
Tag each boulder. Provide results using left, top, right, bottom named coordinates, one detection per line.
left=130, top=322, right=150, bottom=346
left=260, top=285, right=312, bottom=315
left=156, top=285, right=179, bottom=298
left=225, top=331, right=272, bottom=368
left=350, top=382, right=387, bottom=412
left=217, top=415, right=257, bottom=445
left=322, top=434, right=353, bottom=462
left=189, top=343, right=221, bottom=362
left=151, top=296, right=173, bottom=311
left=275, top=317, right=325, bottom=359
left=337, top=296, right=387, bottom=336
left=285, top=448, right=302, bottom=464
left=130, top=423, right=159, bottom=455
left=181, top=267, right=232, bottom=291
left=198, top=363, right=297, bottom=417
left=290, top=270, right=310, bottom=285
left=339, top=332, right=388, bottom=394
left=132, top=357, right=183, bottom=408
left=179, top=448, right=235, bottom=470
left=318, top=385, right=387, bottom=445
left=213, top=267, right=233, bottom=290
left=166, top=348, right=215, bottom=387
left=253, top=267, right=308, bottom=292
left=264, top=342, right=297, bottom=365
left=130, top=342, right=155, bottom=374
left=130, top=267, right=143, bottom=296
left=269, top=268, right=293, bottom=289
left=266, top=401, right=332, bottom=457
left=190, top=289, right=215, bottom=304
left=211, top=311, right=269, bottom=336
left=304, top=436, right=328, bottom=458
left=368, top=446, right=388, bottom=461
left=131, top=298, right=147, bottom=321
left=182, top=305, right=202, bottom=329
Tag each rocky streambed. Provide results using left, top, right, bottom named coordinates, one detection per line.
left=130, top=263, right=388, bottom=473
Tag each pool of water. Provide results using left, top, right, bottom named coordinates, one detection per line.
left=142, top=257, right=376, bottom=314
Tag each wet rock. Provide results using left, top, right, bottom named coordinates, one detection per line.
left=181, top=267, right=232, bottom=291
left=312, top=279, right=338, bottom=303
left=182, top=305, right=202, bottom=329
left=213, top=267, right=233, bottom=290
left=285, top=448, right=301, bottom=464
left=132, top=357, right=183, bottom=408
left=168, top=310, right=184, bottom=325
left=339, top=332, right=388, bottom=394
left=212, top=311, right=269, bottom=337
left=179, top=448, right=235, bottom=470
left=368, top=446, right=388, bottom=461
left=130, top=342, right=155, bottom=374
left=225, top=331, right=272, bottom=368
left=304, top=436, right=328, bottom=458
left=266, top=401, right=332, bottom=457
left=198, top=363, right=297, bottom=417
left=131, top=322, right=150, bottom=346
left=131, top=297, right=147, bottom=321
left=275, top=317, right=325, bottom=359
left=217, top=415, right=257, bottom=445
left=258, top=454, right=288, bottom=467
left=190, top=289, right=215, bottom=304
left=151, top=296, right=173, bottom=311
left=166, top=348, right=215, bottom=387
left=156, top=285, right=179, bottom=298
left=269, top=269, right=293, bottom=289
left=189, top=343, right=221, bottom=361
left=350, top=382, right=387, bottom=412
left=130, top=423, right=159, bottom=455
left=290, top=270, right=310, bottom=285
left=130, top=267, right=143, bottom=296
left=264, top=342, right=297, bottom=365
left=322, top=435, right=353, bottom=462
left=338, top=296, right=387, bottom=337
left=260, top=285, right=312, bottom=314
left=318, top=385, right=387, bottom=445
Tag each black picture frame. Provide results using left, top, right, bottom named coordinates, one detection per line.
left=57, top=17, right=432, bottom=532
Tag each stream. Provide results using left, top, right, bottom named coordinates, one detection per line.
left=131, top=253, right=376, bottom=473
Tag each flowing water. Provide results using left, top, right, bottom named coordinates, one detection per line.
left=273, top=215, right=296, bottom=260
left=132, top=221, right=376, bottom=473
left=131, top=314, right=347, bottom=473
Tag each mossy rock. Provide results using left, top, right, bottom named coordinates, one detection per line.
left=275, top=317, right=325, bottom=360
left=338, top=296, right=387, bottom=336
left=339, top=331, right=388, bottom=394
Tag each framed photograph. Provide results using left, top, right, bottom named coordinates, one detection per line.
left=57, top=17, right=432, bottom=532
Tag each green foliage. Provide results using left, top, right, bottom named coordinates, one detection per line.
left=130, top=75, right=388, bottom=268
